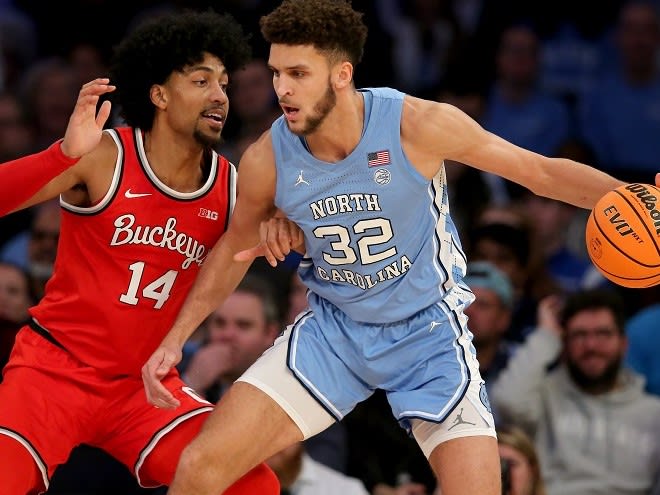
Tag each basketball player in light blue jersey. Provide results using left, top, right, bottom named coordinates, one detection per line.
left=142, top=1, right=659, bottom=494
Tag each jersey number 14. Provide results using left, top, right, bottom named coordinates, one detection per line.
left=119, top=261, right=178, bottom=309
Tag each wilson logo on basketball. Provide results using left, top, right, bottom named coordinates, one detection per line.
left=625, top=183, right=660, bottom=236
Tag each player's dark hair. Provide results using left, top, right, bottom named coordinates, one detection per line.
left=110, top=10, right=251, bottom=130
left=260, top=0, right=367, bottom=66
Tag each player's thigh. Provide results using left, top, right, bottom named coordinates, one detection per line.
left=429, top=435, right=500, bottom=495
left=100, top=376, right=213, bottom=487
left=238, top=326, right=339, bottom=439
left=0, top=329, right=90, bottom=484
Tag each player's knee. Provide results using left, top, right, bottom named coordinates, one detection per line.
left=177, top=440, right=214, bottom=475
left=224, top=463, right=280, bottom=495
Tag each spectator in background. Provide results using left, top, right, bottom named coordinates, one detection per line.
left=266, top=441, right=368, bottom=495
left=0, top=198, right=60, bottom=301
left=482, top=22, right=572, bottom=155
left=577, top=1, right=660, bottom=183
left=625, top=300, right=660, bottom=396
left=377, top=0, right=463, bottom=96
left=67, top=41, right=110, bottom=89
left=0, top=3, right=38, bottom=93
left=0, top=261, right=33, bottom=375
left=468, top=220, right=560, bottom=342
left=462, top=261, right=516, bottom=421
left=481, top=22, right=573, bottom=205
left=492, top=289, right=660, bottom=495
left=181, top=273, right=282, bottom=403
left=0, top=91, right=34, bottom=161
left=497, top=424, right=546, bottom=495
left=518, top=188, right=605, bottom=292
left=436, top=78, right=495, bottom=232
left=0, top=90, right=36, bottom=251
left=18, top=57, right=79, bottom=152
left=219, top=58, right=281, bottom=164
left=344, top=388, right=435, bottom=495
left=530, top=0, right=620, bottom=103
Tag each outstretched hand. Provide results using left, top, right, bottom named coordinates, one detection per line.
left=141, top=342, right=183, bottom=409
left=234, top=216, right=304, bottom=267
left=60, top=78, right=116, bottom=158
left=656, top=172, right=659, bottom=187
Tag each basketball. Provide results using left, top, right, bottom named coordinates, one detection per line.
left=585, top=183, right=660, bottom=288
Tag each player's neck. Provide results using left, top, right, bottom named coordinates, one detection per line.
left=142, top=130, right=205, bottom=192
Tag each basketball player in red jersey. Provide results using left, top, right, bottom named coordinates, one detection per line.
left=0, top=11, right=280, bottom=495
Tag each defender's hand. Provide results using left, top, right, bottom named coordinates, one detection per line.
left=141, top=343, right=182, bottom=409
left=234, top=217, right=304, bottom=267
left=60, top=78, right=116, bottom=158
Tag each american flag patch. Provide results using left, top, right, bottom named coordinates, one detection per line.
left=367, top=150, right=390, bottom=167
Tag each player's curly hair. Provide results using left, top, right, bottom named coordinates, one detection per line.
left=260, top=0, right=367, bottom=66
left=110, top=10, right=251, bottom=130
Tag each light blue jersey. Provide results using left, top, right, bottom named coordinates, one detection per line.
left=244, top=88, right=493, bottom=432
left=272, top=87, right=474, bottom=323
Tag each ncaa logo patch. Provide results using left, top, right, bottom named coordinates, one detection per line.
left=373, top=168, right=391, bottom=185
left=479, top=382, right=492, bottom=413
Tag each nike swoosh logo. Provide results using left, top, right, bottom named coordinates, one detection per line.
left=125, top=189, right=152, bottom=198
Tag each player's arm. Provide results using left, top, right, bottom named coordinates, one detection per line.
left=0, top=78, right=115, bottom=215
left=142, top=131, right=280, bottom=408
left=401, top=96, right=628, bottom=209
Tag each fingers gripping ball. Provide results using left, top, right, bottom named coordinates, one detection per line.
left=585, top=183, right=660, bottom=288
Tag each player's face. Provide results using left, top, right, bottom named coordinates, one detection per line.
left=564, top=308, right=626, bottom=392
left=0, top=264, right=31, bottom=323
left=206, top=291, right=275, bottom=381
left=161, top=53, right=229, bottom=148
left=269, top=44, right=338, bottom=136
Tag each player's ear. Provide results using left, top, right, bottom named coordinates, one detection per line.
left=150, top=84, right=168, bottom=109
left=335, top=61, right=353, bottom=89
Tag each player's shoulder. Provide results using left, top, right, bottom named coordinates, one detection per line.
left=74, top=128, right=121, bottom=175
left=243, top=128, right=274, bottom=160
left=402, top=94, right=455, bottom=120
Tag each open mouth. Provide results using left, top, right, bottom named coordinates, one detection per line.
left=281, top=105, right=299, bottom=119
left=201, top=111, right=225, bottom=127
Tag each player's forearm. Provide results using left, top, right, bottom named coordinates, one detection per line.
left=535, top=158, right=625, bottom=209
left=0, top=141, right=79, bottom=216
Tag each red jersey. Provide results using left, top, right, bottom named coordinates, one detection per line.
left=30, top=127, right=236, bottom=376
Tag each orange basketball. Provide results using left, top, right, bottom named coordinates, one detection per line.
left=585, top=183, right=660, bottom=288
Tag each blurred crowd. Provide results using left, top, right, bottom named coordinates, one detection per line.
left=0, top=1, right=659, bottom=494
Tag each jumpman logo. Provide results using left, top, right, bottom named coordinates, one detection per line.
left=448, top=408, right=476, bottom=430
left=429, top=321, right=442, bottom=332
left=295, top=170, right=310, bottom=186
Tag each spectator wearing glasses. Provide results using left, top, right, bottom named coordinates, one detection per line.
left=491, top=289, right=660, bottom=495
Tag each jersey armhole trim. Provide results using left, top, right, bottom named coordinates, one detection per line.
left=60, top=129, right=123, bottom=214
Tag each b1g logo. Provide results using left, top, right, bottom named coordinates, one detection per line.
left=198, top=208, right=218, bottom=220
